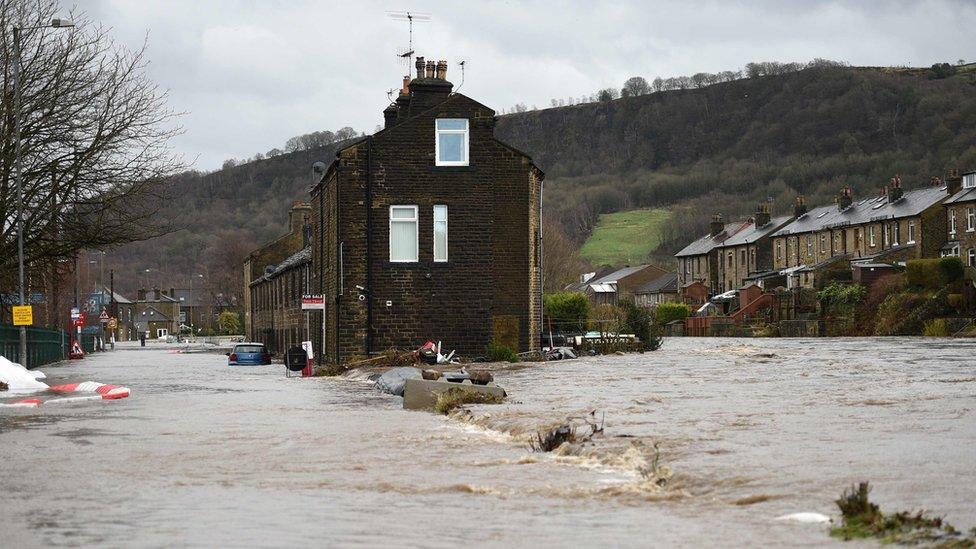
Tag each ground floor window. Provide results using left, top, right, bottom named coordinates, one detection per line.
left=970, top=248, right=975, bottom=267
left=389, top=205, right=419, bottom=262
left=156, top=328, right=168, bottom=339
left=433, top=205, right=448, bottom=262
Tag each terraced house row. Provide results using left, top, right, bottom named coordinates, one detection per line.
left=676, top=169, right=976, bottom=295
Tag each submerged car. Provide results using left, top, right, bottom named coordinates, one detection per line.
left=227, top=343, right=272, bottom=366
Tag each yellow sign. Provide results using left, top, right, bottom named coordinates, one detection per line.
left=12, top=305, right=33, bottom=326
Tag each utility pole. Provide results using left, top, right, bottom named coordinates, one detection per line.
left=109, top=269, right=115, bottom=350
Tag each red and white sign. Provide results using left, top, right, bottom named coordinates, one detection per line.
left=301, top=295, right=325, bottom=310
left=72, top=312, right=86, bottom=327
left=99, top=308, right=110, bottom=323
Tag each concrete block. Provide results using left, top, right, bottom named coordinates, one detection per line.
left=402, top=378, right=506, bottom=410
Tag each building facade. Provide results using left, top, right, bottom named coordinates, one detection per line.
left=942, top=170, right=976, bottom=268
left=675, top=215, right=748, bottom=295
left=582, top=264, right=669, bottom=306
left=310, top=57, right=543, bottom=362
left=249, top=247, right=311, bottom=355
left=714, top=203, right=793, bottom=292
left=134, top=288, right=181, bottom=338
left=771, top=177, right=949, bottom=287
left=243, top=202, right=312, bottom=341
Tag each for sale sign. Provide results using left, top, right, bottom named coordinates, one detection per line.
left=301, top=294, right=325, bottom=310
left=12, top=305, right=33, bottom=326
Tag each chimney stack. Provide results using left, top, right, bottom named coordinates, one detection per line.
left=138, top=288, right=146, bottom=301
left=887, top=175, right=904, bottom=202
left=435, top=60, right=447, bottom=80
left=710, top=214, right=724, bottom=237
left=401, top=76, right=410, bottom=95
left=794, top=195, right=808, bottom=218
left=945, top=169, right=962, bottom=195
left=838, top=186, right=853, bottom=210
left=407, top=54, right=454, bottom=113
left=755, top=202, right=771, bottom=227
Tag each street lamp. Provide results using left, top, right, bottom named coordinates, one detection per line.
left=188, top=273, right=203, bottom=337
left=13, top=18, right=75, bottom=365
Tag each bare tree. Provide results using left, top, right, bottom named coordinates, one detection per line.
left=0, top=0, right=185, bottom=288
left=541, top=215, right=584, bottom=293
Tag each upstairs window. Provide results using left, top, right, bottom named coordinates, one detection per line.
left=964, top=173, right=975, bottom=189
left=968, top=207, right=975, bottom=232
left=433, top=205, right=448, bottom=262
left=907, top=220, right=916, bottom=244
left=389, top=205, right=418, bottom=262
left=950, top=210, right=957, bottom=235
left=869, top=225, right=876, bottom=247
left=435, top=119, right=468, bottom=166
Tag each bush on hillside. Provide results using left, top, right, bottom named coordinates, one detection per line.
left=923, top=318, right=948, bottom=337
left=543, top=292, right=590, bottom=333
left=655, top=302, right=690, bottom=326
left=906, top=257, right=964, bottom=289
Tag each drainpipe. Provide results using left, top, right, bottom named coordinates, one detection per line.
left=365, top=136, right=373, bottom=356
left=539, top=175, right=545, bottom=351
left=335, top=164, right=342, bottom=364
left=317, top=179, right=324, bottom=368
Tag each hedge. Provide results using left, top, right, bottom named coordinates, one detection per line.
left=543, top=292, right=590, bottom=333
left=906, top=257, right=964, bottom=289
left=655, top=302, right=690, bottom=325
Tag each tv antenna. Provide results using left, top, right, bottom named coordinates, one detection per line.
left=386, top=11, right=431, bottom=72
left=455, top=59, right=467, bottom=93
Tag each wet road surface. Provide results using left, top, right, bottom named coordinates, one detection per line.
left=1, top=338, right=974, bottom=547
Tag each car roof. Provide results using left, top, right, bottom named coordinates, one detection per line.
left=233, top=342, right=264, bottom=347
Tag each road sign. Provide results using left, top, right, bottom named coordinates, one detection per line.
left=70, top=307, right=81, bottom=320
left=73, top=312, right=86, bottom=328
left=107, top=317, right=118, bottom=330
left=99, top=308, right=110, bottom=323
left=301, top=294, right=325, bottom=310
left=12, top=305, right=33, bottom=326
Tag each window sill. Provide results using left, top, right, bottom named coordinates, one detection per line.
left=430, top=165, right=477, bottom=173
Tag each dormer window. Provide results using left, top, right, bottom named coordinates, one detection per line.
left=964, top=173, right=975, bottom=189
left=435, top=119, right=468, bottom=166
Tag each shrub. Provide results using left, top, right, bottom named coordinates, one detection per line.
left=854, top=274, right=905, bottom=335
left=218, top=311, right=241, bottom=335
left=818, top=282, right=867, bottom=310
left=619, top=299, right=651, bottom=342
left=543, top=292, right=590, bottom=333
left=923, top=318, right=948, bottom=337
left=655, top=302, right=690, bottom=325
left=485, top=341, right=518, bottom=363
left=906, top=257, right=964, bottom=289
left=591, top=303, right=625, bottom=338
left=873, top=291, right=925, bottom=335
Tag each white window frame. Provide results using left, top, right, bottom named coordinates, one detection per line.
left=806, top=235, right=813, bottom=257
left=433, top=205, right=448, bottom=262
left=964, top=173, right=975, bottom=189
left=869, top=225, right=876, bottom=247
left=892, top=222, right=900, bottom=246
left=968, top=207, right=975, bottom=232
left=970, top=248, right=975, bottom=268
left=950, top=210, right=957, bottom=235
left=819, top=234, right=826, bottom=254
left=884, top=223, right=890, bottom=246
left=435, top=119, right=469, bottom=166
left=389, top=205, right=419, bottom=263
left=907, top=220, right=916, bottom=244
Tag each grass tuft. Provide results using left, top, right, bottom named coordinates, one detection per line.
left=830, top=482, right=976, bottom=545
left=433, top=388, right=503, bottom=415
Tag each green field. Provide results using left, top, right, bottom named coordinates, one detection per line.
left=580, top=208, right=671, bottom=267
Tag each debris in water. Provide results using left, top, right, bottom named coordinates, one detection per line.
left=830, top=482, right=976, bottom=544
left=433, top=387, right=504, bottom=415
left=530, top=424, right=576, bottom=452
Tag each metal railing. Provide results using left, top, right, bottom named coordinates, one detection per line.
left=0, top=324, right=69, bottom=368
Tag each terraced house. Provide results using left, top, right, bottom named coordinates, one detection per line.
left=771, top=176, right=949, bottom=288
left=675, top=215, right=746, bottom=295
left=942, top=170, right=976, bottom=268
left=309, top=58, right=543, bottom=363
left=714, top=202, right=793, bottom=292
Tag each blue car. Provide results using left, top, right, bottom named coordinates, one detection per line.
left=227, top=343, right=272, bottom=366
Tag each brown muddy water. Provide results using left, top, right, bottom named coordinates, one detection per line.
left=1, top=338, right=974, bottom=547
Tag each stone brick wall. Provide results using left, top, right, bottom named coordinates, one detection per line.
left=249, top=261, right=311, bottom=355
left=311, top=94, right=541, bottom=363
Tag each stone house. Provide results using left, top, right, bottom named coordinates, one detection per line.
left=675, top=215, right=750, bottom=295
left=714, top=202, right=793, bottom=292
left=309, top=57, right=543, bottom=363
left=135, top=288, right=181, bottom=338
left=634, top=273, right=678, bottom=311
left=942, top=170, right=976, bottom=268
left=243, top=202, right=312, bottom=341
left=771, top=176, right=948, bottom=288
left=248, top=247, right=311, bottom=355
left=583, top=264, right=670, bottom=306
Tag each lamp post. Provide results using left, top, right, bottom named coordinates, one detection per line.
left=13, top=18, right=74, bottom=365
left=188, top=273, right=203, bottom=338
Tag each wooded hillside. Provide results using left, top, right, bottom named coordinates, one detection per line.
left=108, top=64, right=976, bottom=302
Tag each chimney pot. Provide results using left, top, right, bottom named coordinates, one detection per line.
left=401, top=76, right=410, bottom=95
left=436, top=60, right=447, bottom=79
left=710, top=214, right=724, bottom=237
left=945, top=169, right=963, bottom=195
left=415, top=56, right=425, bottom=79
left=425, top=60, right=435, bottom=78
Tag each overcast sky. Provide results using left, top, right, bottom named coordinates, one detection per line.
left=79, top=0, right=973, bottom=170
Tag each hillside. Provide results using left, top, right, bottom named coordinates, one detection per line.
left=495, top=64, right=976, bottom=259
left=107, top=64, right=976, bottom=302
left=580, top=209, right=670, bottom=267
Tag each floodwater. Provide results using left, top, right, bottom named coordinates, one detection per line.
left=1, top=338, right=974, bottom=547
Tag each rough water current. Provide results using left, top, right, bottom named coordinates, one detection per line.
left=1, top=337, right=974, bottom=547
